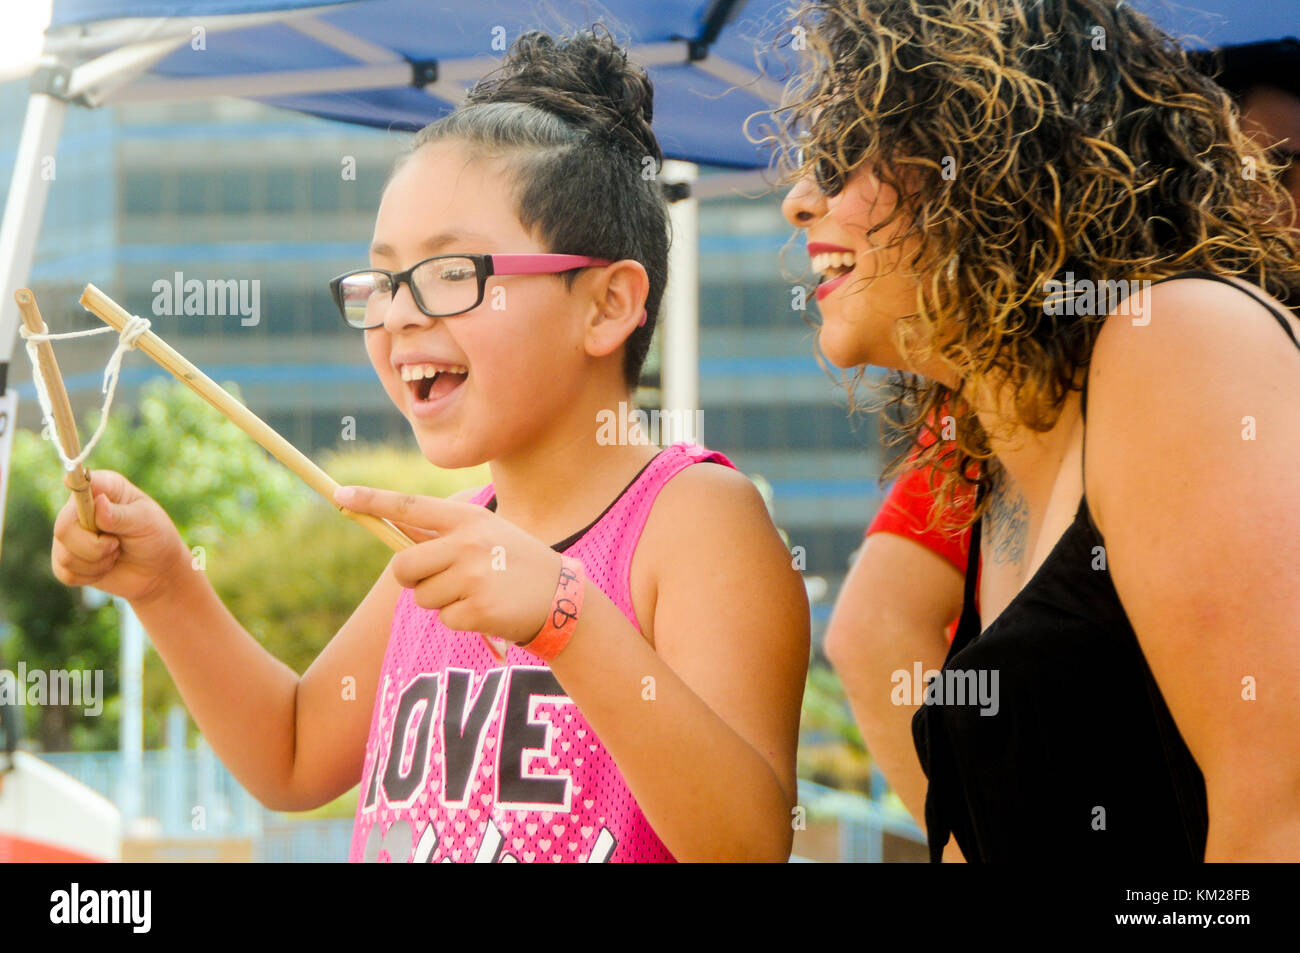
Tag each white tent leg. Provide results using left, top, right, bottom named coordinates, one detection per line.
left=0, top=90, right=67, bottom=370
left=0, top=89, right=65, bottom=560
left=661, top=160, right=700, bottom=442
left=2, top=32, right=192, bottom=368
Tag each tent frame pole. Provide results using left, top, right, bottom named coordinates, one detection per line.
left=0, top=87, right=68, bottom=381
left=661, top=160, right=700, bottom=440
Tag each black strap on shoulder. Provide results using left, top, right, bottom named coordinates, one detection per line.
left=1151, top=270, right=1300, bottom=350
left=1082, top=268, right=1299, bottom=476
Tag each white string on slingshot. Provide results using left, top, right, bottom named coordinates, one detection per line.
left=17, top=314, right=152, bottom=472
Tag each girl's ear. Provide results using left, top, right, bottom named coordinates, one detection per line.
left=583, top=259, right=650, bottom=358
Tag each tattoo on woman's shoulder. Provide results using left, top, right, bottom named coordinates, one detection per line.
left=986, top=473, right=1029, bottom=566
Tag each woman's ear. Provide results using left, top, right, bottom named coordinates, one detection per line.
left=584, top=259, right=650, bottom=358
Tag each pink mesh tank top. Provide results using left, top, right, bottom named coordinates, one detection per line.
left=349, top=441, right=735, bottom=862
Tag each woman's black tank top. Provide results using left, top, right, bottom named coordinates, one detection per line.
left=911, top=269, right=1300, bottom=862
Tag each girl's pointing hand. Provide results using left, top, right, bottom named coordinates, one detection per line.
left=334, top=485, right=562, bottom=644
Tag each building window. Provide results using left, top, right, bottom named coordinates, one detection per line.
left=267, top=168, right=297, bottom=213
left=123, top=170, right=163, bottom=215
left=177, top=171, right=210, bottom=215
left=310, top=166, right=340, bottom=213
left=220, top=170, right=252, bottom=214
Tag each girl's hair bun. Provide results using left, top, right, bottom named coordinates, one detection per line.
left=467, top=26, right=663, bottom=165
left=407, top=26, right=670, bottom=389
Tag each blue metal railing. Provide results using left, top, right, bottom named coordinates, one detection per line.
left=37, top=750, right=924, bottom=862
left=796, top=775, right=926, bottom=863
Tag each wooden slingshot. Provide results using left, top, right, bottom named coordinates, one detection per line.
left=15, top=288, right=98, bottom=534
left=76, top=284, right=413, bottom=550
left=18, top=283, right=508, bottom=660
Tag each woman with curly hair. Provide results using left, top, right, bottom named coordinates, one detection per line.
left=769, top=0, right=1300, bottom=861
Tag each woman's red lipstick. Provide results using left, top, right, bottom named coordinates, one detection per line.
left=808, top=242, right=856, bottom=301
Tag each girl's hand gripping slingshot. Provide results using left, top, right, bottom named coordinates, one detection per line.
left=23, top=282, right=505, bottom=659
left=75, top=283, right=413, bottom=548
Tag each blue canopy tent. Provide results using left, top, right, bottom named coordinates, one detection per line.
left=0, top=0, right=1295, bottom=539
left=0, top=1, right=803, bottom=445
left=40, top=0, right=793, bottom=168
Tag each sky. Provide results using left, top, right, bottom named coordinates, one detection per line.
left=0, top=1, right=53, bottom=85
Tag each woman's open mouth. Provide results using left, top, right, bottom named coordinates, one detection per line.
left=812, top=249, right=856, bottom=300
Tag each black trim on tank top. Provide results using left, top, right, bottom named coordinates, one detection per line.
left=947, top=479, right=988, bottom=660
left=1078, top=270, right=1300, bottom=527
left=1081, top=269, right=1300, bottom=421
left=485, top=449, right=666, bottom=552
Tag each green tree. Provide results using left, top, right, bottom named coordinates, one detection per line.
left=0, top=378, right=303, bottom=750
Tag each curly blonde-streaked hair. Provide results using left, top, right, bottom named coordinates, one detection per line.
left=758, top=0, right=1300, bottom=533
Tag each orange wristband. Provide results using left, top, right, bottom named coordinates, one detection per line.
left=522, top=555, right=585, bottom=662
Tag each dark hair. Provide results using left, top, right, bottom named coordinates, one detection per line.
left=393, top=27, right=669, bottom=388
left=762, top=0, right=1300, bottom=532
left=1189, top=39, right=1300, bottom=103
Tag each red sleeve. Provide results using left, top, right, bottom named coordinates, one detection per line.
left=867, top=464, right=973, bottom=574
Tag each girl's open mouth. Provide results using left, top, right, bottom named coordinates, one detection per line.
left=412, top=371, right=466, bottom=403
left=401, top=363, right=469, bottom=415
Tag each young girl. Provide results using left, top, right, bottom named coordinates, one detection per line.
left=50, top=29, right=810, bottom=863
left=773, top=0, right=1300, bottom=861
